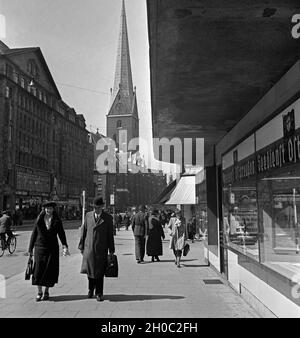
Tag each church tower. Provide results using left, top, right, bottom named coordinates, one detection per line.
left=106, top=0, right=139, bottom=150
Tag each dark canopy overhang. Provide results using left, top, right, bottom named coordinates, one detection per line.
left=147, top=0, right=300, bottom=165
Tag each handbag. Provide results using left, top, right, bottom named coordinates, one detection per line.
left=183, top=243, right=190, bottom=257
left=25, top=256, right=33, bottom=280
left=105, top=254, right=118, bottom=278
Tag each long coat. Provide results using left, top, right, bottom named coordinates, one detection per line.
left=168, top=216, right=188, bottom=251
left=28, top=212, right=68, bottom=287
left=146, top=216, right=165, bottom=256
left=78, top=211, right=115, bottom=279
left=132, top=211, right=148, bottom=236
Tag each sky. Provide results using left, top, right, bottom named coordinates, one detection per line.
left=0, top=0, right=179, bottom=176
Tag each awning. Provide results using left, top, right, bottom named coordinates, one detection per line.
left=154, top=179, right=176, bottom=204
left=165, top=175, right=195, bottom=205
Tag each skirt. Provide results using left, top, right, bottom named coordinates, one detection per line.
left=32, top=247, right=59, bottom=287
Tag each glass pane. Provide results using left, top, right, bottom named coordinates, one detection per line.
left=223, top=179, right=259, bottom=260
left=258, top=172, right=300, bottom=279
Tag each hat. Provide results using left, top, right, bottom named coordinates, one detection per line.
left=42, top=201, right=57, bottom=208
left=92, top=196, right=105, bottom=207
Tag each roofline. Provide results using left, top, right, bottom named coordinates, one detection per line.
left=2, top=46, right=61, bottom=99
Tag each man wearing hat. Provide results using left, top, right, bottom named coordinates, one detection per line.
left=78, top=196, right=115, bottom=301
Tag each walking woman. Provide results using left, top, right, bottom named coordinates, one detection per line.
left=168, top=209, right=188, bottom=268
left=146, top=209, right=165, bottom=262
left=28, top=201, right=69, bottom=301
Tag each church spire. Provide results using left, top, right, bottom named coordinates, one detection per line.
left=111, top=0, right=134, bottom=104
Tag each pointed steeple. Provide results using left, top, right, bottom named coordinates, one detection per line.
left=111, top=0, right=134, bottom=106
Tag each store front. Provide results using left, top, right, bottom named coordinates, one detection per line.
left=221, top=96, right=300, bottom=317
left=15, top=166, right=51, bottom=220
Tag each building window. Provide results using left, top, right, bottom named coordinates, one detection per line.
left=117, top=120, right=122, bottom=128
left=21, top=78, right=25, bottom=88
left=5, top=86, right=12, bottom=98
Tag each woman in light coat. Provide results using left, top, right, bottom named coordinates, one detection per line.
left=168, top=209, right=188, bottom=268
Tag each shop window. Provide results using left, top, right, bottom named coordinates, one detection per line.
left=258, top=166, right=300, bottom=279
left=223, top=178, right=259, bottom=260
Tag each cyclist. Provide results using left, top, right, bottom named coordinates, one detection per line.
left=0, top=210, right=13, bottom=248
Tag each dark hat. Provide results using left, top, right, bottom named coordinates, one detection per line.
left=92, top=196, right=105, bottom=207
left=42, top=201, right=57, bottom=208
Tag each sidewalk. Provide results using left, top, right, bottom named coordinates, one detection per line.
left=0, top=228, right=260, bottom=318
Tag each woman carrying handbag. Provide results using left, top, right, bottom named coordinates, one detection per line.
left=168, top=209, right=188, bottom=268
left=27, top=201, right=70, bottom=301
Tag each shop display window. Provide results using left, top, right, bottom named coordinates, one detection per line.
left=258, top=166, right=300, bottom=280
left=223, top=178, right=259, bottom=260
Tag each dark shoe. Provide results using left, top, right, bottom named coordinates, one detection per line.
left=88, top=290, right=94, bottom=299
left=36, top=293, right=43, bottom=302
left=151, top=257, right=155, bottom=262
left=155, top=256, right=160, bottom=262
left=96, top=294, right=104, bottom=302
left=42, top=292, right=49, bottom=301
left=137, top=260, right=141, bottom=263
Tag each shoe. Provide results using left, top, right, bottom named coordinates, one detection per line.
left=36, top=293, right=43, bottom=302
left=88, top=290, right=94, bottom=299
left=155, top=257, right=160, bottom=262
left=137, top=260, right=141, bottom=264
left=151, top=257, right=155, bottom=262
left=43, top=292, right=49, bottom=301
left=96, top=294, right=104, bottom=302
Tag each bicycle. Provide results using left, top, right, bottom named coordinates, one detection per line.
left=0, top=234, right=17, bottom=257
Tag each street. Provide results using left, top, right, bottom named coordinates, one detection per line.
left=0, top=224, right=260, bottom=318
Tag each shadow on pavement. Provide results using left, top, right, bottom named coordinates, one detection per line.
left=50, top=294, right=185, bottom=302
left=154, top=259, right=198, bottom=263
left=106, top=294, right=185, bottom=302
left=181, top=264, right=209, bottom=268
left=50, top=295, right=91, bottom=302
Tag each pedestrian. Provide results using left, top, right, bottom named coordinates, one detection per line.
left=0, top=210, right=13, bottom=249
left=187, top=216, right=197, bottom=243
left=146, top=209, right=165, bottom=262
left=78, top=196, right=115, bottom=302
left=124, top=211, right=130, bottom=230
left=168, top=209, right=188, bottom=268
left=132, top=205, right=148, bottom=263
left=27, top=201, right=70, bottom=301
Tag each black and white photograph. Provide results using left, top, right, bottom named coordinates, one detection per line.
left=0, top=0, right=300, bottom=324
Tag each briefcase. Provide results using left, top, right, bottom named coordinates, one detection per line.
left=105, top=254, right=118, bottom=278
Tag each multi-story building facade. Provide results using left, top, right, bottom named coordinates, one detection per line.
left=0, top=40, right=94, bottom=219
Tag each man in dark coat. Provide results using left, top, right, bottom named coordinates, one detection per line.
left=78, top=196, right=115, bottom=302
left=132, top=205, right=148, bottom=263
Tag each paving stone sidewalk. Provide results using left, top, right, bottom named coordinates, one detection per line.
left=0, top=229, right=260, bottom=318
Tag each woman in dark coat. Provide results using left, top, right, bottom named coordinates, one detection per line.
left=28, top=202, right=69, bottom=301
left=146, top=209, right=165, bottom=262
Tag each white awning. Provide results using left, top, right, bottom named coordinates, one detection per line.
left=165, top=175, right=196, bottom=205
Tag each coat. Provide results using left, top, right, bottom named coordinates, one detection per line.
left=28, top=211, right=68, bottom=287
left=0, top=214, right=12, bottom=234
left=168, top=216, right=188, bottom=251
left=146, top=216, right=165, bottom=256
left=132, top=211, right=148, bottom=237
left=78, top=211, right=115, bottom=279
